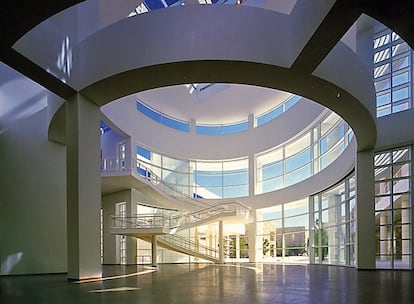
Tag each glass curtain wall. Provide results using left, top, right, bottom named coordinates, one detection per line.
left=257, top=199, right=309, bottom=263
left=311, top=175, right=356, bottom=266
left=136, top=145, right=249, bottom=199
left=374, top=27, right=413, bottom=117
left=256, top=112, right=353, bottom=194
left=375, top=147, right=412, bottom=269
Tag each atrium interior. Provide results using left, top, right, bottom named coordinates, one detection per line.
left=1, top=1, right=414, bottom=303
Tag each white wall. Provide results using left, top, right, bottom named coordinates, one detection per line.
left=0, top=108, right=67, bottom=275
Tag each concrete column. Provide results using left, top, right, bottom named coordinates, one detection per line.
left=66, top=93, right=101, bottom=280
left=236, top=234, right=240, bottom=260
left=126, top=194, right=137, bottom=265
left=248, top=153, right=255, bottom=197
left=219, top=221, right=224, bottom=263
left=355, top=149, right=376, bottom=269
left=248, top=220, right=257, bottom=262
left=151, top=235, right=158, bottom=267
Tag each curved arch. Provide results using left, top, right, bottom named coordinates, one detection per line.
left=80, top=60, right=376, bottom=152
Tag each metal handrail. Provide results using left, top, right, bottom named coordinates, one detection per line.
left=101, top=156, right=210, bottom=209
left=112, top=202, right=252, bottom=230
left=159, top=234, right=219, bottom=259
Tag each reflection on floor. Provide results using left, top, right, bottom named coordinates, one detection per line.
left=1, top=263, right=414, bottom=304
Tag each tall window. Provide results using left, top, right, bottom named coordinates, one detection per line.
left=257, top=199, right=309, bottom=263
left=374, top=29, right=412, bottom=117
left=116, top=202, right=127, bottom=265
left=311, top=175, right=356, bottom=266
left=375, top=147, right=412, bottom=269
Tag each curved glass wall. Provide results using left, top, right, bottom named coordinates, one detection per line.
left=256, top=173, right=356, bottom=266
left=137, top=146, right=248, bottom=199
left=310, top=174, right=356, bottom=266
left=255, top=112, right=354, bottom=194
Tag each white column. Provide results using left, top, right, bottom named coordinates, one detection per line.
left=248, top=219, right=257, bottom=262
left=126, top=192, right=137, bottom=265
left=219, top=221, right=224, bottom=263
left=235, top=234, right=240, bottom=260
left=66, top=93, right=101, bottom=280
left=151, top=235, right=158, bottom=267
left=355, top=150, right=376, bottom=269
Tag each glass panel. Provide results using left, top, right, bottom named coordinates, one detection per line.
left=196, top=124, right=223, bottom=135
left=137, top=101, right=162, bottom=122
left=222, top=121, right=248, bottom=134
left=375, top=180, right=391, bottom=196
left=393, top=56, right=410, bottom=70
left=285, top=133, right=311, bottom=157
left=375, top=165, right=391, bottom=181
left=222, top=170, right=248, bottom=186
left=374, top=48, right=390, bottom=63
left=223, top=185, right=248, bottom=198
left=256, top=105, right=283, bottom=126
left=375, top=196, right=392, bottom=212
left=262, top=176, right=284, bottom=193
left=377, top=105, right=391, bottom=117
left=376, top=92, right=391, bottom=106
left=285, top=164, right=311, bottom=186
left=392, top=71, right=409, bottom=87
left=137, top=145, right=151, bottom=160
left=393, top=102, right=410, bottom=113
left=375, top=152, right=391, bottom=166
left=393, top=178, right=410, bottom=193
left=162, top=115, right=190, bottom=132
left=375, top=78, right=391, bottom=91
left=392, top=42, right=409, bottom=56
left=285, top=148, right=311, bottom=172
left=284, top=199, right=309, bottom=217
left=393, top=148, right=410, bottom=161
left=261, top=161, right=283, bottom=181
left=374, top=33, right=390, bottom=49
left=374, top=63, right=390, bottom=78
left=393, top=163, right=410, bottom=178
left=392, top=86, right=409, bottom=102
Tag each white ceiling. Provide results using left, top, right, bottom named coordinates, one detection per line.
left=135, top=83, right=293, bottom=124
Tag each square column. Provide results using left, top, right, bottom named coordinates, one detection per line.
left=66, top=93, right=102, bottom=280
left=355, top=149, right=376, bottom=269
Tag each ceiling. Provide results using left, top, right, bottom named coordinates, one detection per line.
left=135, top=83, right=293, bottom=124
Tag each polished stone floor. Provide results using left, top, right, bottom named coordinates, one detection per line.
left=1, top=263, right=414, bottom=304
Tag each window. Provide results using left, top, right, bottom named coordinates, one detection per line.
left=374, top=29, right=412, bottom=117
left=137, top=101, right=189, bottom=132
left=375, top=147, right=411, bottom=269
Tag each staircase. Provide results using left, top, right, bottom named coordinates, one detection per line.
left=110, top=202, right=252, bottom=263
left=140, top=234, right=220, bottom=263
left=105, top=157, right=253, bottom=263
